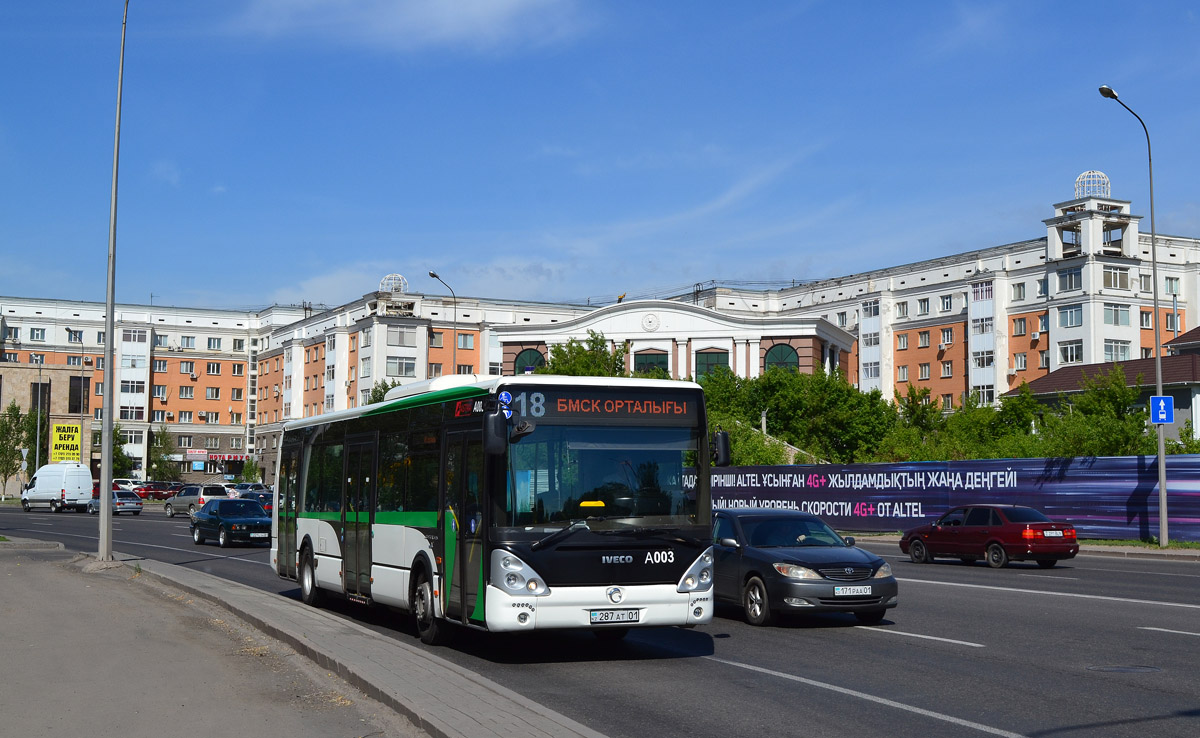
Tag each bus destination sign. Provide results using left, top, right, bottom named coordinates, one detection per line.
left=499, top=387, right=698, bottom=425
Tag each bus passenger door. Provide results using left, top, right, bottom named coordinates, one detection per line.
left=278, top=442, right=301, bottom=580
left=444, top=430, right=485, bottom=625
left=343, top=438, right=376, bottom=599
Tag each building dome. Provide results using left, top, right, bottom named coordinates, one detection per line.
left=379, top=273, right=408, bottom=293
left=1075, top=170, right=1110, bottom=199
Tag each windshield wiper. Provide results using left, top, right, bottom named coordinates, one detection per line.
left=530, top=520, right=590, bottom=551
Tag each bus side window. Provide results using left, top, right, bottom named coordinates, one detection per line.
left=377, top=433, right=408, bottom=513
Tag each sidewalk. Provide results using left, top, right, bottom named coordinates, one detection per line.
left=854, top=534, right=1200, bottom=562
left=0, top=537, right=608, bottom=738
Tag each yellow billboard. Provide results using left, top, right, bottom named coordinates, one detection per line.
left=51, top=423, right=82, bottom=463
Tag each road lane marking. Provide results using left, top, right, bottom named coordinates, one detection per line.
left=1018, top=574, right=1079, bottom=581
left=705, top=656, right=1026, bottom=737
left=852, top=626, right=984, bottom=647
left=1083, top=566, right=1200, bottom=579
left=900, top=577, right=1200, bottom=610
left=1139, top=626, right=1200, bottom=638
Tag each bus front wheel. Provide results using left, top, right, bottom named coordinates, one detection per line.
left=300, top=548, right=324, bottom=607
left=414, top=570, right=451, bottom=646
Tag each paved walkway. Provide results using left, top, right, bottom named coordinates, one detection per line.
left=0, top=537, right=608, bottom=738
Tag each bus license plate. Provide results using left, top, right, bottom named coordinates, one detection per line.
left=590, top=609, right=640, bottom=624
left=834, top=586, right=872, bottom=596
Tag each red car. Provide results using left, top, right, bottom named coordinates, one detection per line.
left=132, top=481, right=172, bottom=500
left=92, top=480, right=121, bottom=498
left=899, top=504, right=1078, bottom=569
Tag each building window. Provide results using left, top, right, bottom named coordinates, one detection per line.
left=1058, top=268, right=1082, bottom=292
left=177, top=435, right=192, bottom=448
left=428, top=363, right=442, bottom=378
left=206, top=337, right=220, bottom=350
left=153, top=359, right=167, bottom=372
left=1012, top=283, right=1026, bottom=301
left=30, top=353, right=45, bottom=364
left=940, top=295, right=953, bottom=312
left=514, top=348, right=546, bottom=374
left=387, top=326, right=416, bottom=347
left=180, top=336, right=195, bottom=349
left=1013, top=317, right=1027, bottom=336
left=206, top=387, right=221, bottom=400
left=386, top=356, right=416, bottom=377
left=230, top=412, right=243, bottom=425
left=836, top=312, right=847, bottom=327
left=457, top=333, right=475, bottom=350
left=1104, top=340, right=1130, bottom=362
left=972, top=351, right=994, bottom=369
left=1036, top=278, right=1049, bottom=297
left=3, top=327, right=18, bottom=340
left=152, top=384, right=166, bottom=399
left=67, top=355, right=83, bottom=367
left=1059, top=304, right=1083, bottom=328
left=121, top=328, right=146, bottom=342
left=95, top=382, right=103, bottom=395
left=897, top=365, right=909, bottom=382
left=181, top=361, right=195, bottom=374
left=153, top=333, right=168, bottom=348
left=973, top=386, right=995, bottom=405
left=67, top=329, right=83, bottom=343
left=1141, top=310, right=1153, bottom=328
left=1039, top=350, right=1049, bottom=369
left=119, top=406, right=144, bottom=421
left=918, top=363, right=930, bottom=380
left=360, top=328, right=372, bottom=348
left=861, top=332, right=880, bottom=347
left=895, top=301, right=908, bottom=319
left=1014, top=352, right=1027, bottom=371
left=231, top=388, right=243, bottom=401
left=207, top=362, right=221, bottom=375
left=152, top=410, right=166, bottom=423
left=30, top=328, right=46, bottom=341
left=429, top=331, right=443, bottom=348
left=3, top=352, right=16, bottom=362
left=489, top=362, right=503, bottom=375
left=971, top=281, right=993, bottom=301
left=1166, top=313, right=1179, bottom=332
left=917, top=298, right=929, bottom=316
left=120, top=380, right=146, bottom=394
left=204, top=437, right=221, bottom=450
left=695, top=351, right=729, bottom=378
left=862, top=300, right=879, bottom=318
left=897, top=334, right=908, bottom=350
left=1103, top=303, right=1130, bottom=326
left=203, top=412, right=219, bottom=424
left=940, top=328, right=954, bottom=345
left=1139, top=273, right=1152, bottom=292
left=635, top=352, right=671, bottom=374
left=918, top=331, right=930, bottom=348
left=1103, top=266, right=1129, bottom=290
left=326, top=336, right=335, bottom=353
left=121, top=356, right=146, bottom=369
left=971, top=317, right=993, bottom=335
left=941, top=360, right=953, bottom=378
left=1059, top=340, right=1084, bottom=364
left=179, top=386, right=194, bottom=399
left=862, top=362, right=880, bottom=379
left=1165, top=276, right=1180, bottom=295
left=232, top=363, right=244, bottom=376
left=233, top=339, right=245, bottom=351
left=456, top=364, right=474, bottom=375
left=1039, top=314, right=1049, bottom=332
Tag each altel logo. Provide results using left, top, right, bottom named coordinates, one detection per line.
left=602, top=555, right=633, bottom=564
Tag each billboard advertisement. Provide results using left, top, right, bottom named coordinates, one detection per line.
left=50, top=423, right=82, bottom=463
left=699, top=456, right=1200, bottom=542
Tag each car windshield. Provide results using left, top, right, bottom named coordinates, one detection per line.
left=1001, top=507, right=1052, bottom=523
left=742, top=517, right=846, bottom=548
left=218, top=500, right=266, bottom=517
left=500, top=424, right=700, bottom=529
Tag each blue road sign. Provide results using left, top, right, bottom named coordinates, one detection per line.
left=1150, top=395, right=1174, bottom=425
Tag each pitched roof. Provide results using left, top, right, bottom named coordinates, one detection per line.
left=1010, top=354, right=1200, bottom=397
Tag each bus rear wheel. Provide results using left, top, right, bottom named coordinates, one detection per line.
left=414, top=570, right=451, bottom=646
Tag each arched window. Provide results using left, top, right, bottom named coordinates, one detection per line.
left=513, top=349, right=545, bottom=374
left=764, top=344, right=799, bottom=371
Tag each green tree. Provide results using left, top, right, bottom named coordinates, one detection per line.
left=537, top=330, right=628, bottom=377
left=239, top=457, right=262, bottom=484
left=20, top=405, right=49, bottom=476
left=367, top=379, right=402, bottom=404
left=146, top=425, right=179, bottom=481
left=707, top=410, right=790, bottom=466
left=1039, top=365, right=1154, bottom=457
left=0, top=400, right=23, bottom=498
left=109, top=423, right=136, bottom=479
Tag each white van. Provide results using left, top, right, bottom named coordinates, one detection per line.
left=22, top=462, right=94, bottom=513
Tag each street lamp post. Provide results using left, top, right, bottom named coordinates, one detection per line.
left=428, top=271, right=457, bottom=375
left=1099, top=84, right=1168, bottom=548
left=80, top=346, right=92, bottom=464
left=34, top=362, right=43, bottom=472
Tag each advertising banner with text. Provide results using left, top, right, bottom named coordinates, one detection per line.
left=50, top=423, right=82, bottom=463
left=701, top=456, right=1200, bottom=542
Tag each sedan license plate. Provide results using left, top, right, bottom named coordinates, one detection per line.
left=1043, top=530, right=1063, bottom=537
left=590, top=609, right=640, bottom=624
left=250, top=532, right=268, bottom=538
left=834, top=586, right=872, bottom=596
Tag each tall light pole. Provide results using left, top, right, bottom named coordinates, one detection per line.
left=34, top=361, right=43, bottom=472
left=428, top=271, right=457, bottom=375
left=99, top=0, right=130, bottom=561
left=1099, top=84, right=1168, bottom=547
left=80, top=347, right=92, bottom=464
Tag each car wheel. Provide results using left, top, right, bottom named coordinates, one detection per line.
left=908, top=539, right=930, bottom=564
left=21, top=500, right=30, bottom=512
left=742, top=576, right=774, bottom=626
left=218, top=527, right=229, bottom=548
left=1036, top=559, right=1057, bottom=569
left=49, top=500, right=59, bottom=513
left=88, top=504, right=98, bottom=515
left=188, top=504, right=196, bottom=517
left=300, top=548, right=324, bottom=607
left=165, top=503, right=174, bottom=518
left=854, top=609, right=886, bottom=625
left=414, top=569, right=451, bottom=645
left=192, top=527, right=205, bottom=545
left=592, top=628, right=629, bottom=642
left=987, top=543, right=1009, bottom=569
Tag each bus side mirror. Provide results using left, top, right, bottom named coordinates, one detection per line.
left=712, top=430, right=731, bottom=467
left=484, top=410, right=508, bottom=456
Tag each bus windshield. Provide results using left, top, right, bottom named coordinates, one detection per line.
left=501, top=424, right=699, bottom=529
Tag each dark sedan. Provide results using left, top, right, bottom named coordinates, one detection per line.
left=237, top=490, right=273, bottom=514
left=713, top=508, right=898, bottom=626
left=190, top=498, right=271, bottom=548
left=899, top=504, right=1078, bottom=568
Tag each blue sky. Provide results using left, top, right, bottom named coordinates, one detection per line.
left=2, top=1, right=1199, bottom=310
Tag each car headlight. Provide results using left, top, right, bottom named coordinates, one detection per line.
left=873, top=562, right=893, bottom=579
left=773, top=563, right=820, bottom=579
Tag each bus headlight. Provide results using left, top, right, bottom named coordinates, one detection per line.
left=492, top=550, right=551, bottom=597
left=677, top=547, right=715, bottom=593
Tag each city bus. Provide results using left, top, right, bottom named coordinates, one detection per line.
left=271, top=374, right=728, bottom=644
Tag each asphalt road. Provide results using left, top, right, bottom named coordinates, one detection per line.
left=4, top=502, right=1199, bottom=738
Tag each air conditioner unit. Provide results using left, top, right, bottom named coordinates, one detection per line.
left=1007, top=369, right=1018, bottom=377
left=190, top=373, right=197, bottom=380
left=938, top=343, right=947, bottom=351
left=345, top=380, right=352, bottom=387
left=166, top=412, right=174, bottom=419
left=9, top=338, right=19, bottom=344
left=1032, top=331, right=1041, bottom=340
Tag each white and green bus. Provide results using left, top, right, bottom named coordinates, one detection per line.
left=271, top=374, right=728, bottom=644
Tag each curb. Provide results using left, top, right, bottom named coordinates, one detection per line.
left=0, top=538, right=64, bottom=550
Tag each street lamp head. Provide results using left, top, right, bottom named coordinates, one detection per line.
left=428, top=270, right=439, bottom=279
left=1098, top=85, right=1118, bottom=100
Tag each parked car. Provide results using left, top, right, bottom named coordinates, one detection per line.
left=132, top=481, right=171, bottom=500
left=88, top=488, right=143, bottom=515
left=190, top=498, right=272, bottom=548
left=111, top=478, right=139, bottom=491
left=165, top=485, right=230, bottom=518
left=237, top=490, right=273, bottom=513
left=899, top=504, right=1079, bottom=569
left=22, top=462, right=94, bottom=513
left=232, top=482, right=267, bottom=498
left=712, top=508, right=898, bottom=626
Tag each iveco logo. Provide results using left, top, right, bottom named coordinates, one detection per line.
left=607, top=587, right=624, bottom=604
left=602, top=555, right=633, bottom=564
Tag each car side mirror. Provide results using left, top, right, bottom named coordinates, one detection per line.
left=718, top=537, right=740, bottom=548
left=843, top=536, right=856, bottom=547
left=711, top=430, right=731, bottom=467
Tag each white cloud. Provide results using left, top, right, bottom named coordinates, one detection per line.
left=150, top=159, right=182, bottom=187
left=229, top=0, right=593, bottom=54
left=211, top=184, right=227, bottom=195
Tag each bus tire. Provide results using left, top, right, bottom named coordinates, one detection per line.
left=300, top=548, right=324, bottom=607
left=414, top=570, right=450, bottom=646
